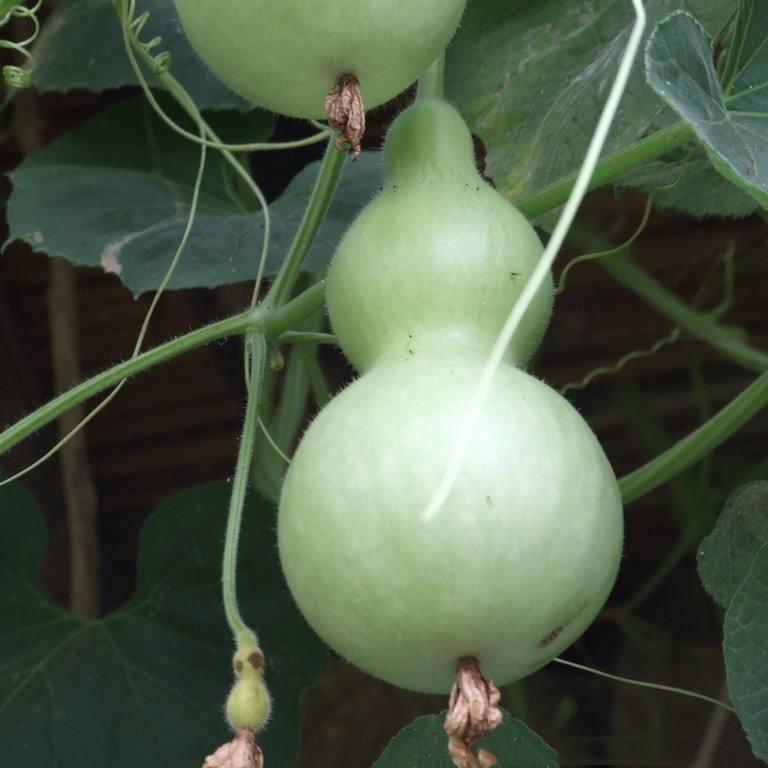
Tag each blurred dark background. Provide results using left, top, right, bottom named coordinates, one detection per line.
left=1, top=75, right=766, bottom=768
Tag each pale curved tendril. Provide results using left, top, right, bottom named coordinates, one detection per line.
left=559, top=328, right=682, bottom=395
left=120, top=0, right=271, bottom=304
left=554, top=657, right=735, bottom=713
left=122, top=0, right=289, bottom=456
left=123, top=0, right=330, bottom=153
left=556, top=152, right=694, bottom=296
left=258, top=415, right=292, bottom=465
left=559, top=239, right=737, bottom=396
left=422, top=0, right=647, bottom=523
left=0, top=0, right=43, bottom=90
left=0, top=112, right=209, bottom=488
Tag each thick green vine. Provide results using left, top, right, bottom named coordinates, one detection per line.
left=0, top=284, right=325, bottom=457
left=620, top=369, right=768, bottom=504
left=517, top=123, right=696, bottom=220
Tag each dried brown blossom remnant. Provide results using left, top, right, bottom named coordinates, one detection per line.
left=203, top=728, right=264, bottom=768
left=444, top=658, right=503, bottom=768
left=325, top=73, right=366, bottom=160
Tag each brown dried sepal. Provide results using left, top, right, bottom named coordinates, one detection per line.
left=324, top=74, right=366, bottom=160
left=203, top=728, right=264, bottom=768
left=444, top=658, right=502, bottom=768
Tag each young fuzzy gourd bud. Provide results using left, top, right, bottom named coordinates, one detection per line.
left=225, top=634, right=271, bottom=732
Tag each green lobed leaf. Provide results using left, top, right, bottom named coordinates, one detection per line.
left=646, top=5, right=768, bottom=210
left=373, top=710, right=558, bottom=768
left=698, top=481, right=768, bottom=609
left=724, top=544, right=768, bottom=761
left=33, top=0, right=250, bottom=111
left=446, top=0, right=736, bottom=218
left=6, top=96, right=383, bottom=295
left=0, top=478, right=328, bottom=767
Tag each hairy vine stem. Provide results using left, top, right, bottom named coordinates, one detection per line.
left=264, top=138, right=346, bottom=309
left=223, top=334, right=267, bottom=639
left=0, top=283, right=325, bottom=457
left=418, top=55, right=445, bottom=101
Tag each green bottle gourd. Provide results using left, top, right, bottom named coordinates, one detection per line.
left=278, top=99, right=623, bottom=694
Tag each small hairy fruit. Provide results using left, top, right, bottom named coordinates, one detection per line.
left=172, top=1, right=467, bottom=118
left=278, top=100, right=623, bottom=694
left=225, top=639, right=271, bottom=732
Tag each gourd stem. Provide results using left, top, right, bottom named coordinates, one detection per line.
left=265, top=139, right=346, bottom=309
left=418, top=55, right=445, bottom=101
left=222, top=334, right=267, bottom=639
left=0, top=283, right=326, bottom=457
left=619, top=369, right=768, bottom=504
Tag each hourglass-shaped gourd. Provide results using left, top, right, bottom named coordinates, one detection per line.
left=278, top=100, right=623, bottom=694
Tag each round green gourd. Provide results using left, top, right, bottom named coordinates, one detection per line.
left=327, top=100, right=553, bottom=371
left=172, top=1, right=467, bottom=117
left=278, top=354, right=623, bottom=693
